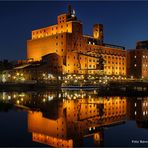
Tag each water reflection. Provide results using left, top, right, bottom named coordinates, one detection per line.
left=0, top=91, right=148, bottom=147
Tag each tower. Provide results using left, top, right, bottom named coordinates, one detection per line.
left=93, top=24, right=104, bottom=43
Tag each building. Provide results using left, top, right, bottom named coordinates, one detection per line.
left=27, top=5, right=127, bottom=77
left=127, top=40, right=148, bottom=79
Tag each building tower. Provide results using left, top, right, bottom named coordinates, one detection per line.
left=93, top=24, right=104, bottom=43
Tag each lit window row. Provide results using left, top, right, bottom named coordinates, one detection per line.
left=88, top=41, right=95, bottom=45
left=143, top=55, right=148, bottom=58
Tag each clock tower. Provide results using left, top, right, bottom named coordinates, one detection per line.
left=93, top=24, right=104, bottom=43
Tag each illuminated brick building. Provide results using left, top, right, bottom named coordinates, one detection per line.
left=27, top=5, right=127, bottom=76
left=127, top=40, right=148, bottom=79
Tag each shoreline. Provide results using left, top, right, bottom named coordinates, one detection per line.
left=0, top=82, right=148, bottom=97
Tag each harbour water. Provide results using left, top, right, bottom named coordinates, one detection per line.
left=0, top=90, right=148, bottom=147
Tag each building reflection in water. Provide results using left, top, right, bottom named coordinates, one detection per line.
left=127, top=97, right=148, bottom=129
left=27, top=91, right=127, bottom=147
left=0, top=91, right=148, bottom=147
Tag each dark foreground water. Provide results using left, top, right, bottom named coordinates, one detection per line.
left=0, top=90, right=148, bottom=147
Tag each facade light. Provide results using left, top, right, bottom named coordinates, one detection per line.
left=17, top=100, right=20, bottom=104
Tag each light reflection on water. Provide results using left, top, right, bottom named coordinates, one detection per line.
left=0, top=90, right=148, bottom=147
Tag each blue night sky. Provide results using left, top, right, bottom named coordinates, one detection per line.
left=1, top=1, right=148, bottom=61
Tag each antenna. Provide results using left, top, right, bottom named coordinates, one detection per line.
left=68, top=5, right=72, bottom=16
